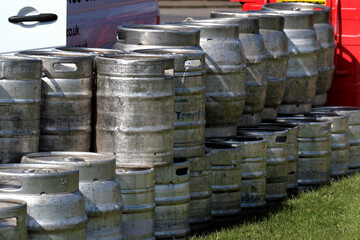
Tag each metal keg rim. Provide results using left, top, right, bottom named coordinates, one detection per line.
left=205, top=141, right=242, bottom=150
left=117, top=24, right=201, bottom=34
left=210, top=10, right=283, bottom=21
left=132, top=48, right=204, bottom=56
left=176, top=19, right=243, bottom=29
left=206, top=136, right=266, bottom=144
left=237, top=126, right=288, bottom=133
left=56, top=47, right=126, bottom=55
left=96, top=53, right=175, bottom=63
left=258, top=9, right=314, bottom=17
left=116, top=166, right=154, bottom=174
left=309, top=111, right=344, bottom=118
left=277, top=116, right=332, bottom=124
left=262, top=2, right=330, bottom=13
left=0, top=163, right=78, bottom=176
left=260, top=121, right=298, bottom=130
left=312, top=106, right=360, bottom=112
left=262, top=2, right=330, bottom=23
left=22, top=151, right=116, bottom=166
left=0, top=55, right=42, bottom=62
left=17, top=50, right=93, bottom=60
left=0, top=198, right=27, bottom=210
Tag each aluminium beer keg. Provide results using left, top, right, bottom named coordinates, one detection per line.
left=211, top=11, right=288, bottom=120
left=21, top=152, right=123, bottom=239
left=0, top=164, right=88, bottom=239
left=96, top=54, right=175, bottom=168
left=262, top=3, right=335, bottom=107
left=0, top=56, right=42, bottom=163
left=133, top=48, right=206, bottom=159
left=0, top=199, right=27, bottom=240
left=260, top=9, right=319, bottom=114
left=17, top=51, right=93, bottom=152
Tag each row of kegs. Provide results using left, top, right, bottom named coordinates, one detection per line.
left=2, top=105, right=360, bottom=239
left=0, top=1, right=354, bottom=239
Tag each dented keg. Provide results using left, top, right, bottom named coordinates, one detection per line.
left=188, top=156, right=212, bottom=232
left=134, top=49, right=206, bottom=159
left=96, top=54, right=175, bottom=168
left=211, top=11, right=289, bottom=120
left=238, top=127, right=288, bottom=202
left=154, top=159, right=190, bottom=239
left=0, top=164, right=87, bottom=239
left=0, top=199, right=27, bottom=240
left=310, top=112, right=350, bottom=177
left=113, top=24, right=202, bottom=51
left=0, top=56, right=42, bottom=163
left=21, top=152, right=123, bottom=239
left=116, top=167, right=155, bottom=240
left=170, top=21, right=246, bottom=137
left=277, top=117, right=331, bottom=189
left=17, top=51, right=93, bottom=152
left=262, top=3, right=335, bottom=107
left=188, top=17, right=266, bottom=127
left=313, top=107, right=360, bottom=174
left=261, top=122, right=299, bottom=194
left=205, top=141, right=242, bottom=218
left=260, top=8, right=319, bottom=114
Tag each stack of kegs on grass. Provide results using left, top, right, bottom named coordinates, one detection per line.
left=0, top=2, right=359, bottom=239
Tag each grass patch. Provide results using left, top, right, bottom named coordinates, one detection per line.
left=191, top=173, right=360, bottom=240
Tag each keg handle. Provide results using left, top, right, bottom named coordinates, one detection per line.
left=164, top=60, right=175, bottom=77
left=276, top=136, right=287, bottom=143
left=184, top=58, right=203, bottom=71
left=0, top=177, right=22, bottom=193
left=52, top=61, right=78, bottom=72
left=173, top=160, right=189, bottom=183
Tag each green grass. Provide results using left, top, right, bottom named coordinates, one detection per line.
left=191, top=173, right=360, bottom=240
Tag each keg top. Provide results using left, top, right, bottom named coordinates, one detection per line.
left=207, top=136, right=265, bottom=143
left=260, top=121, right=298, bottom=130
left=310, top=112, right=349, bottom=133
left=22, top=152, right=116, bottom=182
left=133, top=48, right=205, bottom=72
left=16, top=50, right=93, bottom=78
left=259, top=8, right=314, bottom=29
left=277, top=116, right=330, bottom=123
left=0, top=55, right=42, bottom=79
left=169, top=20, right=240, bottom=38
left=277, top=116, right=332, bottom=138
left=205, top=141, right=242, bottom=165
left=205, top=141, right=242, bottom=150
left=116, top=166, right=154, bottom=174
left=57, top=47, right=125, bottom=56
left=313, top=106, right=360, bottom=112
left=17, top=50, right=93, bottom=60
left=0, top=164, right=79, bottom=195
left=117, top=24, right=200, bottom=47
left=96, top=54, right=175, bottom=76
left=211, top=10, right=284, bottom=31
left=238, top=126, right=289, bottom=133
left=262, top=2, right=330, bottom=24
left=182, top=17, right=256, bottom=34
left=313, top=106, right=360, bottom=125
left=238, top=127, right=288, bottom=147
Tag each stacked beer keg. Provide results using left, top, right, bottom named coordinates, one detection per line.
left=1, top=2, right=360, bottom=239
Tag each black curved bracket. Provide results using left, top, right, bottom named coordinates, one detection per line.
left=8, top=13, right=58, bottom=23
